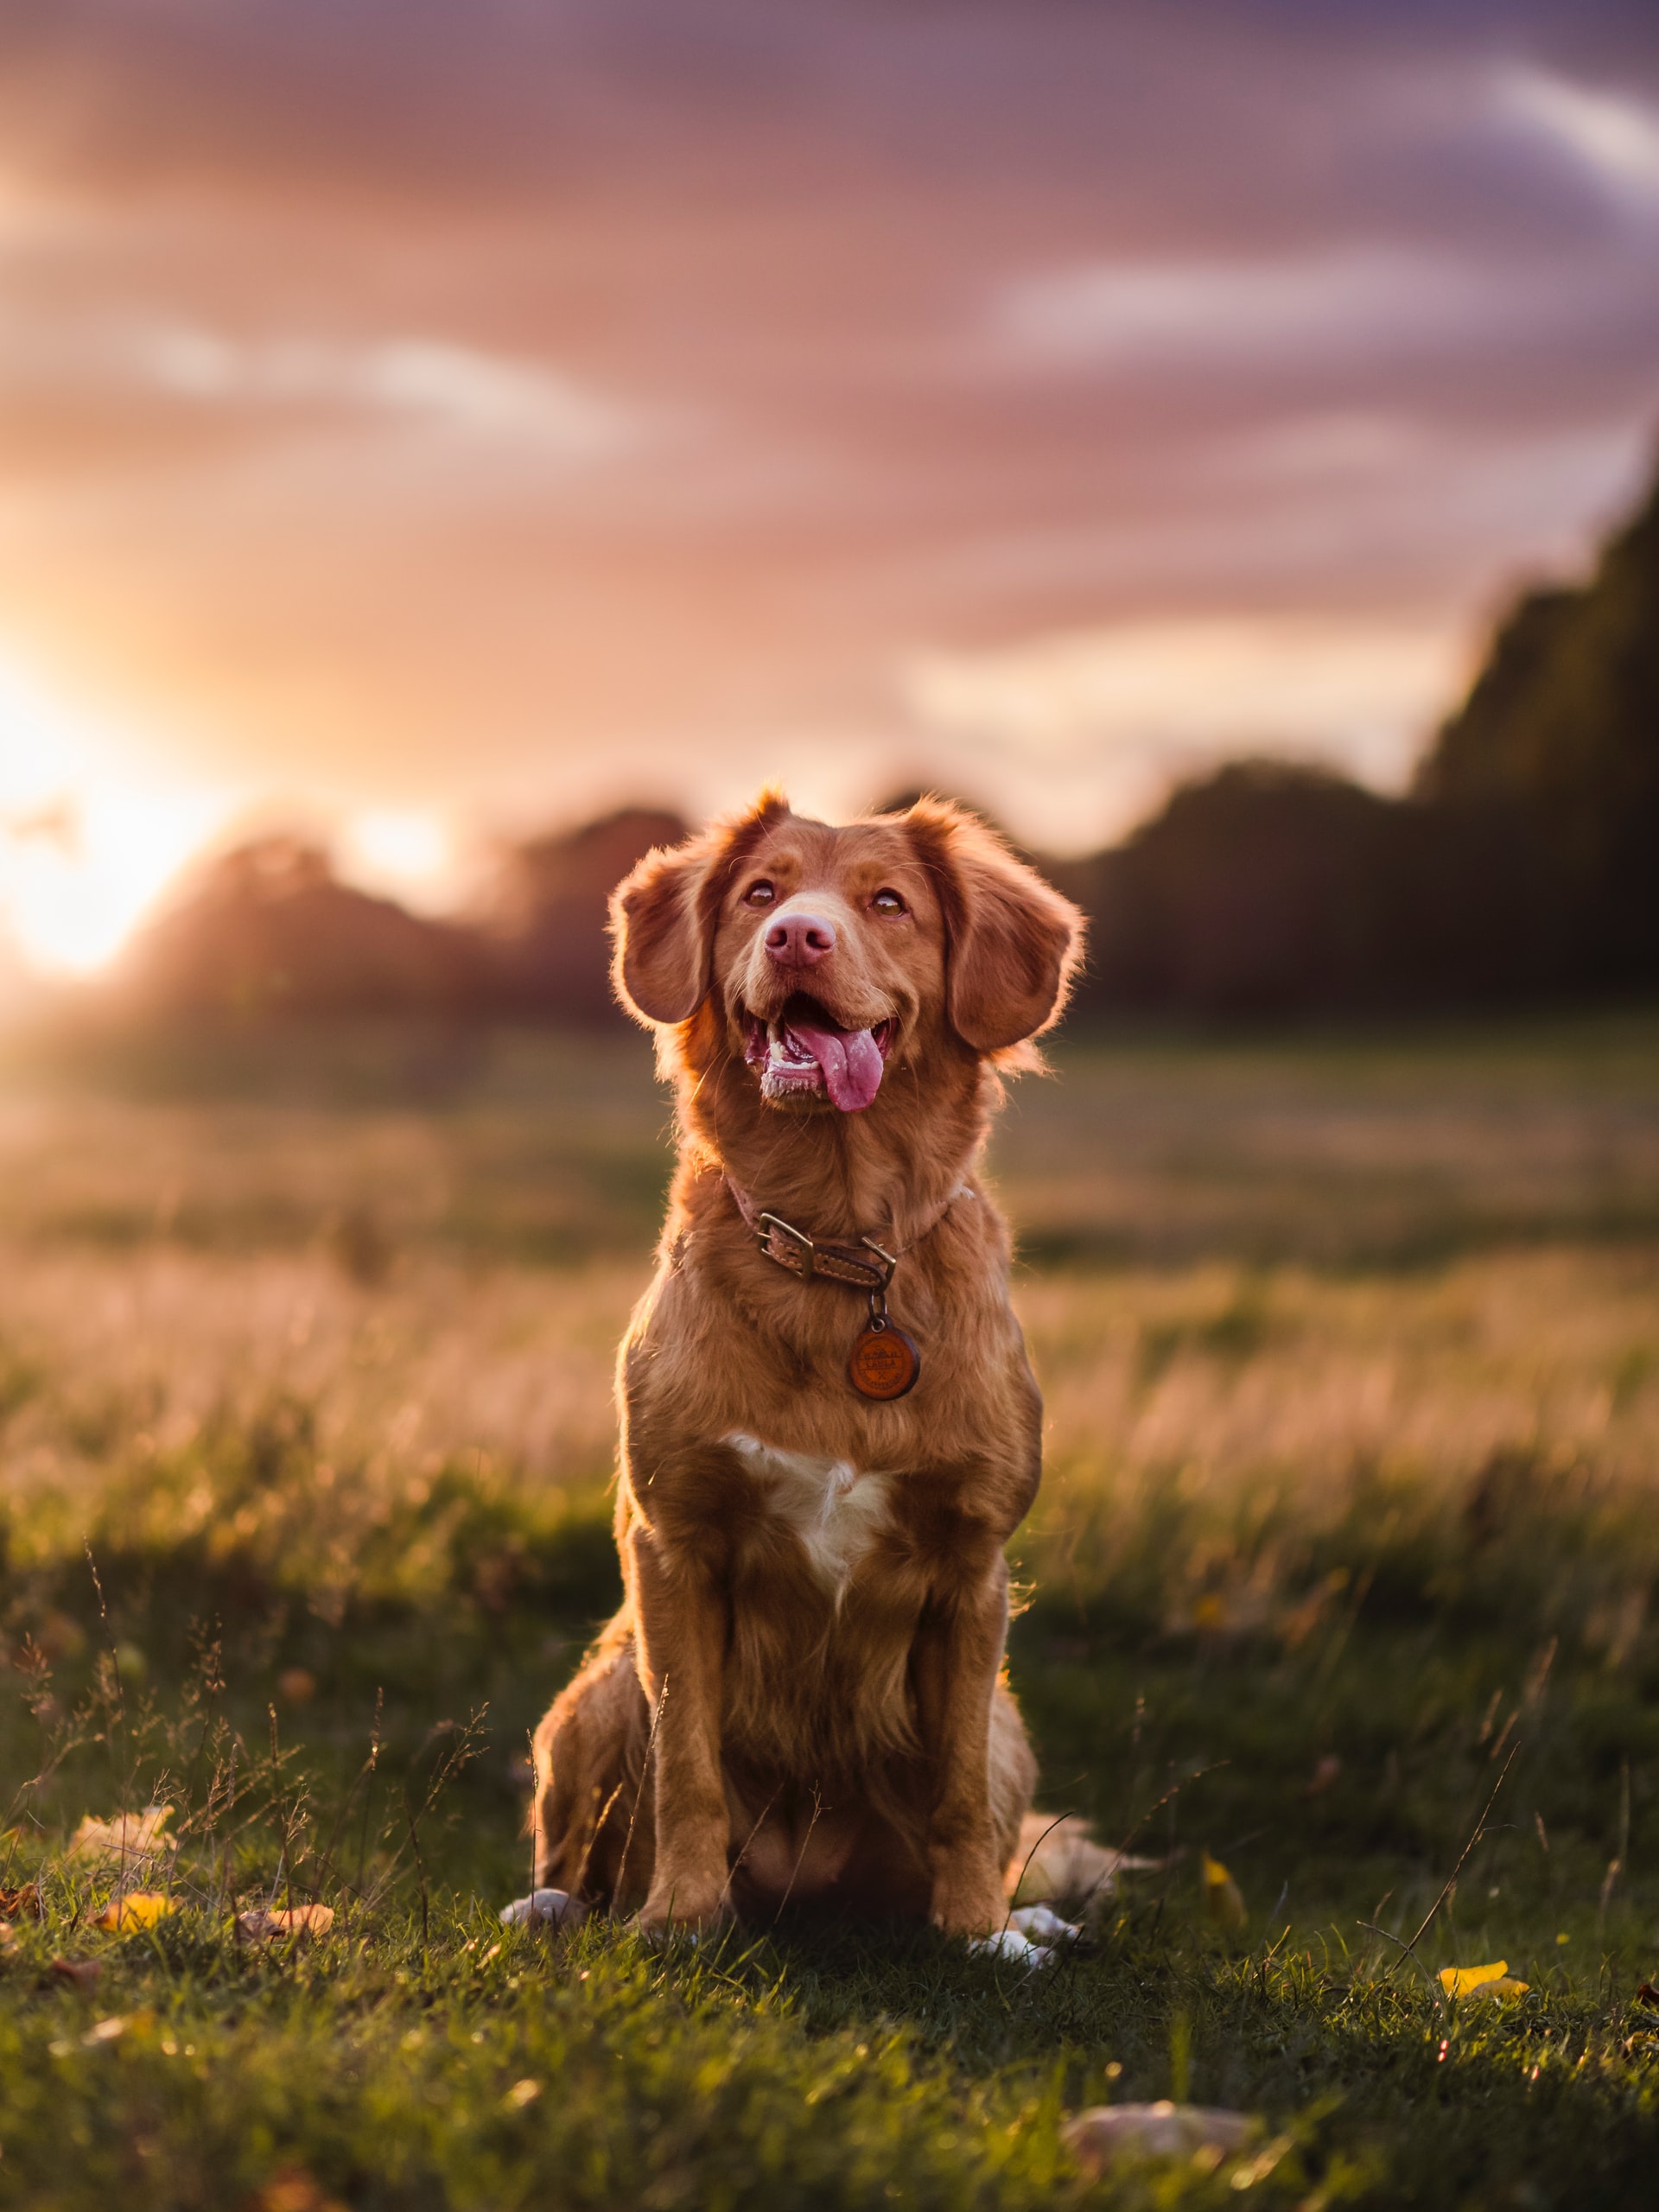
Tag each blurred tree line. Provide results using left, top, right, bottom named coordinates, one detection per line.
left=118, top=461, right=1659, bottom=1025
left=1050, top=457, right=1659, bottom=1014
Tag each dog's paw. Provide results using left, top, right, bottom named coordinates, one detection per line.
left=1007, top=1903, right=1081, bottom=1946
left=968, top=1926, right=1055, bottom=1970
left=499, top=1888, right=587, bottom=1930
left=638, top=1919, right=700, bottom=1950
left=638, top=1889, right=734, bottom=1943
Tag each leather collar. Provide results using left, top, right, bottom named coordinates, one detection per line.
left=722, top=1175, right=970, bottom=1291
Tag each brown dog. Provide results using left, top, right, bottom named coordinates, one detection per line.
left=529, top=791, right=1083, bottom=1939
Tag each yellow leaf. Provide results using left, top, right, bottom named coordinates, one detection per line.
left=1201, top=1851, right=1247, bottom=1929
left=94, top=1892, right=175, bottom=1932
left=1439, top=1960, right=1529, bottom=1999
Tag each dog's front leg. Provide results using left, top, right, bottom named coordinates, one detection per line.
left=914, top=1557, right=1014, bottom=1937
left=627, top=1521, right=733, bottom=1934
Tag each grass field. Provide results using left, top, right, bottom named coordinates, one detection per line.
left=0, top=1014, right=1657, bottom=2208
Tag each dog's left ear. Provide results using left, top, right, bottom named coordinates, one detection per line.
left=905, top=800, right=1084, bottom=1052
left=611, top=791, right=791, bottom=1026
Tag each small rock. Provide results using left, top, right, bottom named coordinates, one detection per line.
left=1064, top=2101, right=1255, bottom=2173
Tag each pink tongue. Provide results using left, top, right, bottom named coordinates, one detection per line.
left=785, top=1018, right=884, bottom=1112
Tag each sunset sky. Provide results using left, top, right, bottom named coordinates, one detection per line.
left=1, top=0, right=1657, bottom=971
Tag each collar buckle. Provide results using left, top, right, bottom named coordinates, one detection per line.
left=754, top=1212, right=896, bottom=1293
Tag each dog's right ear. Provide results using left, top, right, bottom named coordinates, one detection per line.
left=610, top=792, right=790, bottom=1026
left=610, top=837, right=713, bottom=1025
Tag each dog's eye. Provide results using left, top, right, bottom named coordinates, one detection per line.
left=871, top=887, right=906, bottom=915
left=744, top=880, right=776, bottom=908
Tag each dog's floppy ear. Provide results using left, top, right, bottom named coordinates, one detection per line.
left=904, top=798, right=1084, bottom=1052
left=610, top=791, right=791, bottom=1025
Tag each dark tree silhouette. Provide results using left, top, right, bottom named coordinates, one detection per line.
left=123, top=837, right=480, bottom=1020
left=475, top=807, right=688, bottom=1021
left=1416, top=467, right=1659, bottom=985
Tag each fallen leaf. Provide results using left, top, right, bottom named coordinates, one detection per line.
left=235, top=1905, right=335, bottom=1942
left=503, top=2078, right=541, bottom=2109
left=82, top=2015, right=126, bottom=2045
left=1637, top=1980, right=1659, bottom=2009
left=251, top=2165, right=349, bottom=2212
left=67, top=1807, right=175, bottom=1866
left=95, top=1892, right=176, bottom=1933
left=49, top=1956, right=101, bottom=1990
left=1202, top=1850, right=1247, bottom=1929
left=0, top=1885, right=41, bottom=1921
left=1065, top=2102, right=1255, bottom=2174
left=1440, top=1960, right=1529, bottom=1999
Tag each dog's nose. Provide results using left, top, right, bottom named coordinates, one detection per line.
left=765, top=911, right=836, bottom=968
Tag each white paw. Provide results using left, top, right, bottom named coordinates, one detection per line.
left=1007, top=1904, right=1081, bottom=1945
left=969, top=1927, right=1055, bottom=1969
left=499, top=1888, right=587, bottom=1929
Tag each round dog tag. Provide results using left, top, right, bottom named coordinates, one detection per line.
left=849, top=1322, right=920, bottom=1401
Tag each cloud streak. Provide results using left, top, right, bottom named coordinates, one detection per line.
left=1, top=314, right=642, bottom=457
left=1497, top=64, right=1659, bottom=209
left=994, top=246, right=1560, bottom=372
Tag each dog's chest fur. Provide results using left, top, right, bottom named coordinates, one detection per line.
left=724, top=1431, right=893, bottom=1595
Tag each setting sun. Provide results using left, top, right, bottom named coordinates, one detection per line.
left=0, top=651, right=233, bottom=977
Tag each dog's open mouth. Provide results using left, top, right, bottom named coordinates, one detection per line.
left=742, top=996, right=893, bottom=1113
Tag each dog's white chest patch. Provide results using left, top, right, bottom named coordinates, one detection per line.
left=724, top=1431, right=892, bottom=1594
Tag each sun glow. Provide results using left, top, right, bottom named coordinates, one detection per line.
left=341, top=807, right=459, bottom=911
left=0, top=652, right=235, bottom=978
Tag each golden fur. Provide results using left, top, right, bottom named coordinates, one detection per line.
left=530, top=793, right=1084, bottom=1934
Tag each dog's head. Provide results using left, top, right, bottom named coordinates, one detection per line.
left=609, top=792, right=1084, bottom=1114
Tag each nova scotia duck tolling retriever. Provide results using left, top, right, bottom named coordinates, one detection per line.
left=524, top=791, right=1084, bottom=1955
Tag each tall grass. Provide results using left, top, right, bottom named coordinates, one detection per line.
left=0, top=1017, right=1653, bottom=2206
